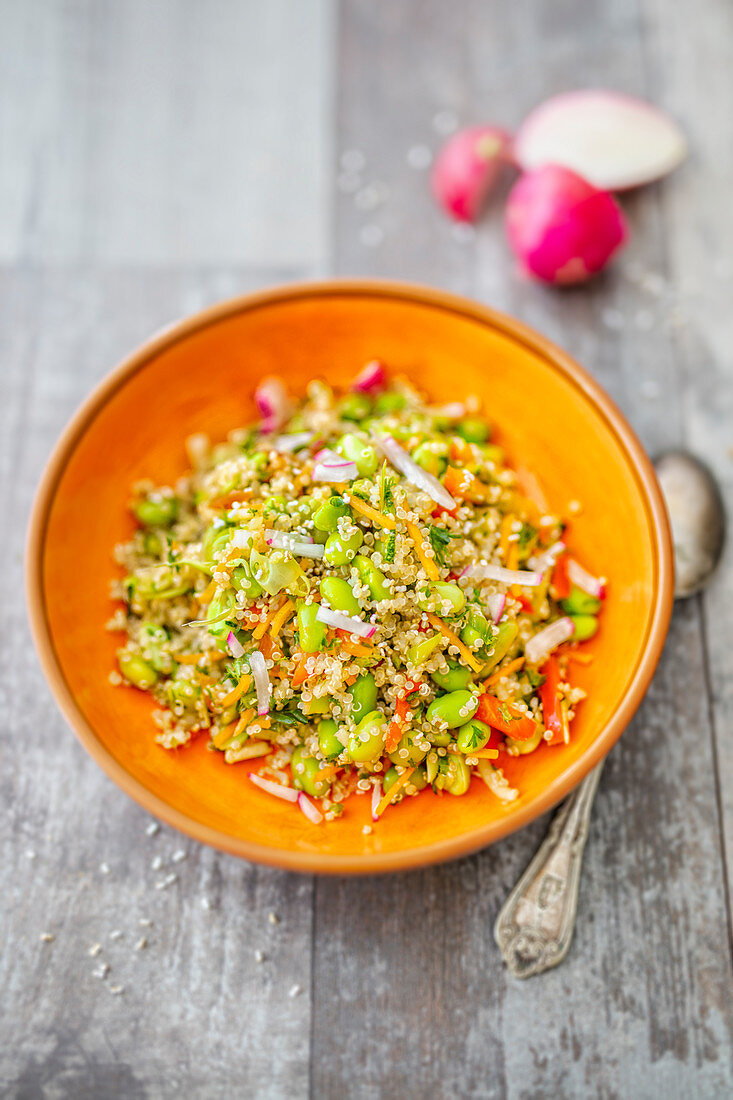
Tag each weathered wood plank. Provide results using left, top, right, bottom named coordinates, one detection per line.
left=314, top=1, right=733, bottom=1096
left=0, top=0, right=334, bottom=268
left=0, top=267, right=316, bottom=1099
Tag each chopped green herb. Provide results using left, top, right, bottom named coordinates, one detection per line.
left=427, top=524, right=459, bottom=567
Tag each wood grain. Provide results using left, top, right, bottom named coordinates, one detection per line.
left=1, top=0, right=732, bottom=1096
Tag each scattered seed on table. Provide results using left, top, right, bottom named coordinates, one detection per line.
left=145, top=822, right=160, bottom=837
left=155, top=873, right=178, bottom=890
left=201, top=897, right=212, bottom=910
left=171, top=849, right=187, bottom=864
left=135, top=937, right=148, bottom=951
left=109, top=929, right=123, bottom=941
left=99, top=862, right=111, bottom=875
left=268, top=912, right=280, bottom=926
left=88, top=943, right=103, bottom=957
left=25, top=849, right=36, bottom=861
left=40, top=932, right=54, bottom=943
left=92, top=963, right=110, bottom=979
left=254, top=950, right=265, bottom=963
left=139, top=918, right=153, bottom=927
left=407, top=144, right=432, bottom=169
left=289, top=984, right=303, bottom=998
left=109, top=984, right=125, bottom=996
left=151, top=855, right=163, bottom=871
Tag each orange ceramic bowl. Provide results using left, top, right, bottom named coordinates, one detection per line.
left=26, top=280, right=673, bottom=874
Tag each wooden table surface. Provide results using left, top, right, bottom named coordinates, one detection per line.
left=2, top=2, right=732, bottom=1096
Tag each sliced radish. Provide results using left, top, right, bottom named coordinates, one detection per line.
left=567, top=558, right=606, bottom=598
left=249, top=650, right=271, bottom=716
left=313, top=460, right=358, bottom=483
left=226, top=631, right=245, bottom=658
left=462, top=563, right=544, bottom=587
left=514, top=90, right=687, bottom=191
left=371, top=782, right=382, bottom=822
left=316, top=606, right=376, bottom=638
left=486, top=592, right=506, bottom=624
left=352, top=360, right=386, bottom=393
left=264, top=531, right=325, bottom=559
left=376, top=435, right=456, bottom=511
left=255, top=377, right=289, bottom=433
left=524, top=616, right=575, bottom=666
left=431, top=126, right=511, bottom=222
left=270, top=431, right=313, bottom=452
left=248, top=772, right=298, bottom=802
left=506, top=165, right=628, bottom=285
left=298, top=792, right=323, bottom=825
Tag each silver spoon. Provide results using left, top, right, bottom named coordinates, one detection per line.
left=494, top=450, right=725, bottom=979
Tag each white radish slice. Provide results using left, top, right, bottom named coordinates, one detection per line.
left=514, top=90, right=687, bottom=191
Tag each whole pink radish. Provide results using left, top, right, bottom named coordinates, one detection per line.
left=431, top=126, right=511, bottom=222
left=505, top=165, right=628, bottom=284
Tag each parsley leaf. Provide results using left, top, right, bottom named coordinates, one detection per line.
left=270, top=708, right=308, bottom=727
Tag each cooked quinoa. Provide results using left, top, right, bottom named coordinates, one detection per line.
left=110, top=362, right=605, bottom=823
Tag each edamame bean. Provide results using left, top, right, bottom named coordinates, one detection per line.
left=431, top=660, right=473, bottom=692
left=483, top=444, right=505, bottom=465
left=384, top=765, right=428, bottom=794
left=166, top=675, right=201, bottom=709
left=350, top=673, right=378, bottom=725
left=374, top=393, right=406, bottom=415
left=388, top=729, right=428, bottom=767
left=505, top=727, right=544, bottom=754
left=480, top=620, right=518, bottom=673
left=426, top=750, right=439, bottom=784
left=339, top=434, right=378, bottom=477
left=435, top=753, right=471, bottom=795
left=313, top=495, right=350, bottom=532
left=406, top=633, right=443, bottom=666
left=118, top=651, right=158, bottom=689
left=291, top=746, right=331, bottom=797
left=456, top=417, right=490, bottom=444
left=139, top=622, right=169, bottom=672
left=568, top=614, right=599, bottom=641
left=412, top=442, right=448, bottom=478
left=383, top=766, right=401, bottom=794
left=460, top=608, right=492, bottom=650
left=318, top=718, right=343, bottom=759
left=354, top=555, right=392, bottom=600
left=347, top=710, right=387, bottom=763
left=561, top=586, right=602, bottom=615
left=142, top=531, right=163, bottom=557
left=456, top=718, right=492, bottom=753
left=302, top=696, right=330, bottom=716
left=133, top=495, right=179, bottom=528
left=296, top=601, right=327, bottom=653
left=417, top=582, right=465, bottom=615
left=320, top=576, right=361, bottom=617
left=324, top=526, right=364, bottom=565
left=218, top=704, right=239, bottom=727
left=263, top=495, right=287, bottom=515
left=340, top=393, right=371, bottom=421
left=231, top=561, right=264, bottom=599
left=427, top=689, right=479, bottom=729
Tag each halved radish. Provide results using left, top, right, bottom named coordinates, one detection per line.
left=431, top=126, right=511, bottom=222
left=514, top=90, right=686, bottom=191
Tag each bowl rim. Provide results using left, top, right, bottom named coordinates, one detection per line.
left=25, top=278, right=674, bottom=875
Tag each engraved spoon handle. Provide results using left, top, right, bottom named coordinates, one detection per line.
left=494, top=762, right=605, bottom=978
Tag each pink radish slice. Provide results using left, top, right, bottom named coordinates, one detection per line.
left=506, top=165, right=628, bottom=285
left=255, top=377, right=289, bottom=433
left=431, top=126, right=511, bottom=222
left=371, top=782, right=382, bottom=821
left=298, top=792, right=323, bottom=825
left=352, top=360, right=386, bottom=393
left=524, top=617, right=575, bottom=666
left=514, top=90, right=687, bottom=191
left=248, top=773, right=298, bottom=802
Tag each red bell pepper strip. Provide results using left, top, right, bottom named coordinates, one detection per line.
left=551, top=554, right=571, bottom=600
left=475, top=694, right=540, bottom=741
left=539, top=656, right=564, bottom=745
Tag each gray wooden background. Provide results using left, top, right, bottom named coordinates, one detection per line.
left=2, top=1, right=732, bottom=1097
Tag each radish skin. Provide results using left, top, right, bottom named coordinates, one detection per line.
left=514, top=90, right=687, bottom=191
left=505, top=165, right=628, bottom=285
left=431, top=126, right=511, bottom=222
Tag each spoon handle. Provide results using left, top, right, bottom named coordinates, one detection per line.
left=494, top=762, right=604, bottom=978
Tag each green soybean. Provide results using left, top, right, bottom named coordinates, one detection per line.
left=505, top=726, right=544, bottom=754
left=427, top=689, right=479, bottom=729
left=456, top=718, right=492, bottom=753
left=354, top=555, right=393, bottom=601
left=418, top=582, right=465, bottom=615
left=388, top=729, right=428, bottom=767
left=118, top=651, right=158, bottom=689
left=320, top=576, right=361, bottom=616
left=456, top=417, right=490, bottom=444
left=302, top=696, right=330, bottom=716
left=561, top=586, right=602, bottom=615
left=406, top=633, right=443, bottom=666
left=339, top=433, right=378, bottom=477
left=318, top=718, right=343, bottom=759
left=324, top=527, right=363, bottom=565
left=263, top=494, right=287, bottom=515
left=347, top=710, right=387, bottom=764
left=426, top=751, right=439, bottom=784
left=412, top=442, right=448, bottom=477
left=569, top=614, right=599, bottom=641
left=297, top=601, right=327, bottom=653
left=231, top=561, right=264, bottom=599
left=431, top=660, right=473, bottom=692
left=435, top=753, right=472, bottom=795
left=291, top=746, right=331, bottom=797
left=340, top=393, right=371, bottom=421
left=350, top=673, right=378, bottom=725
left=138, top=622, right=169, bottom=672
left=313, top=496, right=350, bottom=532
left=460, top=608, right=492, bottom=651
left=481, top=620, right=518, bottom=673
left=166, top=675, right=201, bottom=709
left=384, top=764, right=428, bottom=795
left=142, top=531, right=163, bottom=557
left=133, top=495, right=179, bottom=528
left=374, top=392, right=406, bottom=415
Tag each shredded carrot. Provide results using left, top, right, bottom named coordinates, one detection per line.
left=344, top=492, right=397, bottom=529
left=499, top=514, right=514, bottom=561
left=507, top=541, right=519, bottom=572
left=252, top=597, right=285, bottom=641
left=314, top=764, right=341, bottom=783
left=258, top=633, right=284, bottom=663
left=471, top=748, right=500, bottom=760
left=291, top=652, right=317, bottom=688
left=176, top=653, right=203, bottom=665
left=206, top=650, right=226, bottom=663
left=449, top=436, right=482, bottom=466
left=220, top=674, right=252, bottom=707
left=406, top=521, right=440, bottom=581
left=426, top=613, right=483, bottom=673
left=213, top=707, right=255, bottom=749
left=482, top=657, right=525, bottom=689
left=375, top=768, right=415, bottom=816
left=269, top=598, right=295, bottom=640
left=199, top=579, right=217, bottom=604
